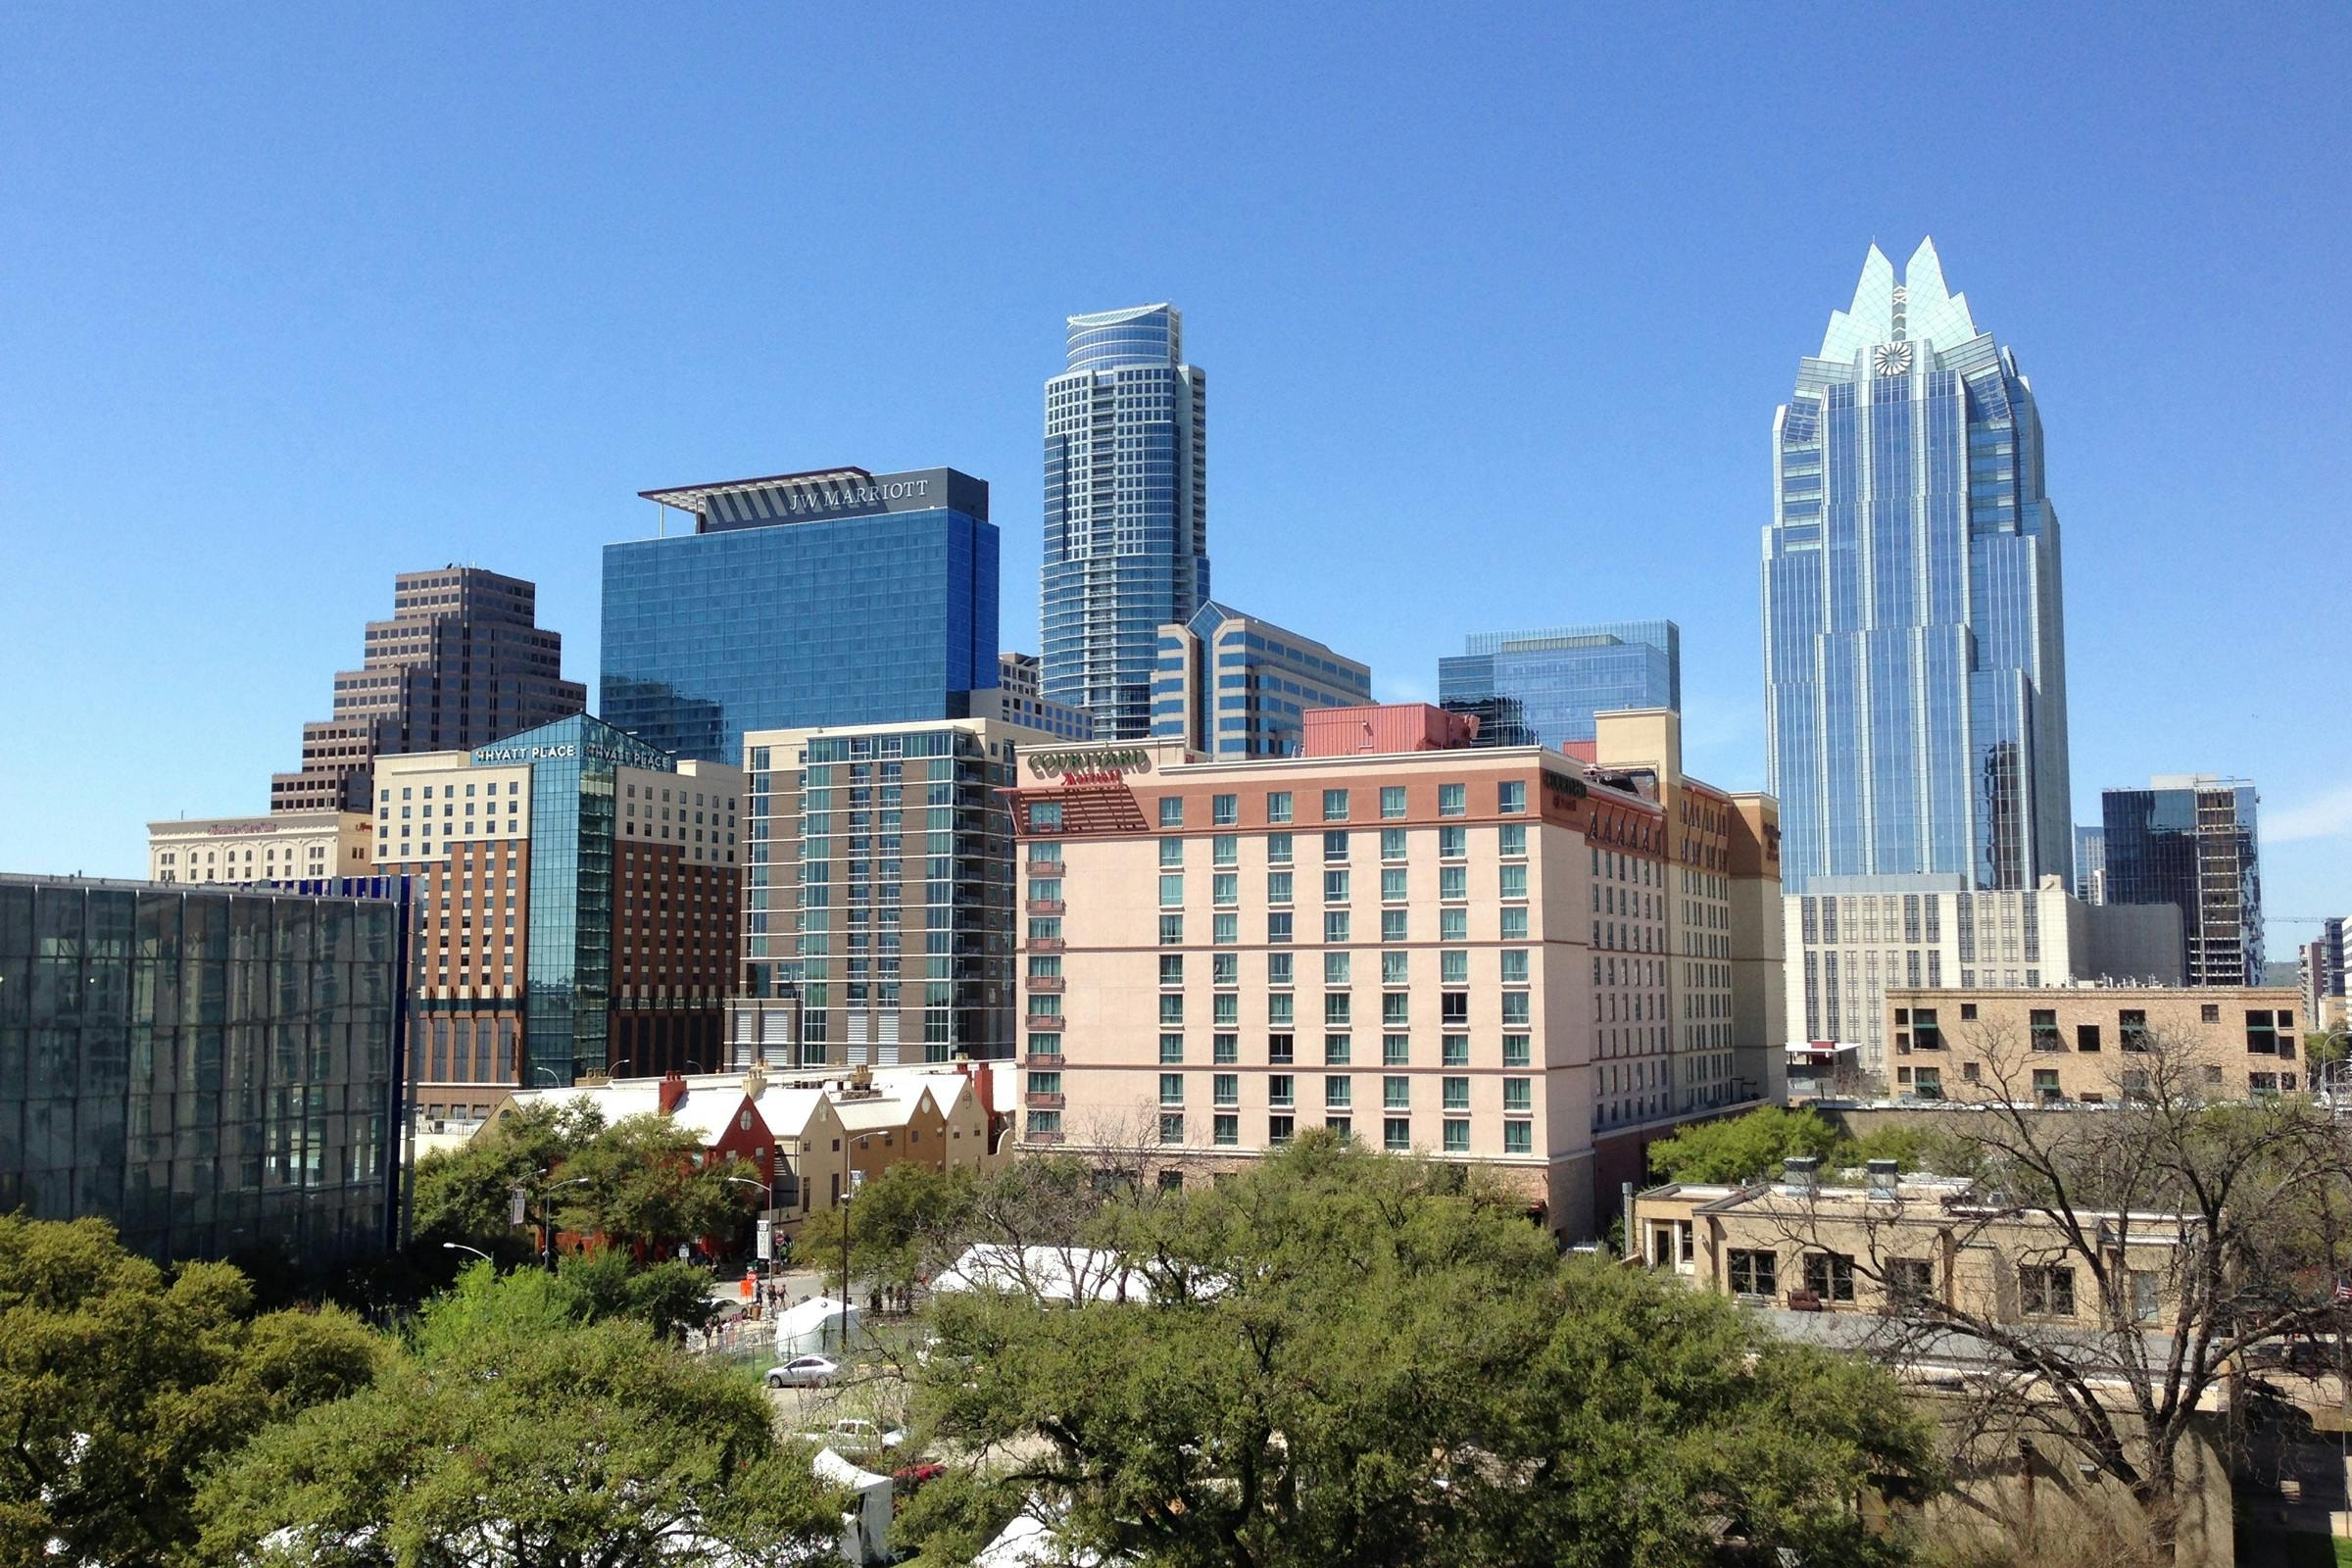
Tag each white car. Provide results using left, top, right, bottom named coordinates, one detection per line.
left=765, top=1353, right=839, bottom=1389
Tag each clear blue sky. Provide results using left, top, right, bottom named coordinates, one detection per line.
left=4, top=5, right=2348, bottom=956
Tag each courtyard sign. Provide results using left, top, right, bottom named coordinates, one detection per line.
left=1026, top=747, right=1153, bottom=782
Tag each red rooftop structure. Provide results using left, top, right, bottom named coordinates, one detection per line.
left=1298, top=703, right=1481, bottom=758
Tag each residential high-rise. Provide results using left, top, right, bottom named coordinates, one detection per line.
left=604, top=467, right=999, bottom=764
left=1004, top=707, right=1784, bottom=1241
left=2073, top=824, right=2106, bottom=904
left=1042, top=305, right=1209, bottom=738
left=0, top=873, right=408, bottom=1268
left=270, top=567, right=585, bottom=813
left=1152, top=602, right=1371, bottom=760
left=374, top=714, right=742, bottom=1122
left=2101, top=774, right=2264, bottom=987
left=730, top=715, right=1054, bottom=1068
left=1762, top=239, right=2072, bottom=898
left=1439, top=622, right=1680, bottom=751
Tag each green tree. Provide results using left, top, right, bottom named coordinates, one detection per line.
left=0, top=1215, right=383, bottom=1567
left=1474, top=1259, right=1938, bottom=1567
left=1645, top=1103, right=1843, bottom=1184
left=195, top=1270, right=840, bottom=1567
left=803, top=1158, right=977, bottom=1297
left=557, top=1250, right=720, bottom=1342
left=902, top=1134, right=1937, bottom=1567
left=410, top=1099, right=605, bottom=1259
left=556, top=1112, right=760, bottom=1261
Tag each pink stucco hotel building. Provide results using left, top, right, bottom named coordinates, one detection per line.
left=1004, top=704, right=1784, bottom=1241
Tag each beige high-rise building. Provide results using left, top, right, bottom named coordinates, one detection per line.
left=1590, top=710, right=1785, bottom=1111
left=1004, top=704, right=1784, bottom=1241
left=147, top=811, right=372, bottom=886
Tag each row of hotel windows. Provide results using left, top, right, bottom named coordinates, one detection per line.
left=1031, top=780, right=1532, bottom=835
left=1122, top=824, right=1534, bottom=867
left=1033, top=990, right=1536, bottom=1030
left=1032, top=1030, right=1540, bottom=1068
left=1043, top=1070, right=1545, bottom=1113
left=1026, top=906, right=1530, bottom=947
left=1024, top=1108, right=1539, bottom=1155
left=1037, top=863, right=1540, bottom=911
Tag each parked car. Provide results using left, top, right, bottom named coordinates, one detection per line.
left=765, top=1353, right=839, bottom=1389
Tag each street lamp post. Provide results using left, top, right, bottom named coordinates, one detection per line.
left=720, top=1174, right=773, bottom=1271
left=520, top=1174, right=591, bottom=1272
left=442, top=1241, right=492, bottom=1265
left=839, top=1133, right=871, bottom=1353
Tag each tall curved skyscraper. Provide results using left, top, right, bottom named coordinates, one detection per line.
left=1042, top=303, right=1209, bottom=738
left=1763, top=239, right=2071, bottom=896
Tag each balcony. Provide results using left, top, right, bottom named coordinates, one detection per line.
left=1025, top=1051, right=1064, bottom=1067
left=1025, top=899, right=1065, bottom=915
left=1025, top=1092, right=1066, bottom=1109
left=1027, top=975, right=1066, bottom=993
left=1026, top=936, right=1066, bottom=953
left=1025, top=1015, right=1065, bottom=1034
left=1025, top=1126, right=1065, bottom=1146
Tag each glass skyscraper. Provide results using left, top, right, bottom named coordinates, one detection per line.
left=1042, top=305, right=1209, bottom=739
left=603, top=467, right=999, bottom=764
left=1763, top=239, right=2072, bottom=896
left=0, top=873, right=407, bottom=1268
left=2101, top=774, right=2264, bottom=987
left=1437, top=621, right=1680, bottom=750
left=1151, top=601, right=1372, bottom=759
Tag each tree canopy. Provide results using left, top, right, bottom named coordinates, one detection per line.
left=1645, top=1104, right=1971, bottom=1187
left=413, top=1102, right=760, bottom=1266
left=800, top=1157, right=976, bottom=1296
left=0, top=1215, right=383, bottom=1568
left=195, top=1266, right=840, bottom=1567
left=900, top=1134, right=1940, bottom=1567
left=1645, top=1103, right=1845, bottom=1184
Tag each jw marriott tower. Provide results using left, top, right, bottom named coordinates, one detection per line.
left=1763, top=239, right=2071, bottom=896
left=1042, top=303, right=1209, bottom=738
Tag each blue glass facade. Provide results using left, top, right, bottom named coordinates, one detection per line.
left=603, top=467, right=998, bottom=763
left=1150, top=601, right=1371, bottom=758
left=1043, top=305, right=1209, bottom=739
left=1763, top=240, right=2071, bottom=896
left=1437, top=621, right=1679, bottom=750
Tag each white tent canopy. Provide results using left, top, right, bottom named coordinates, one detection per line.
left=773, top=1294, right=859, bottom=1355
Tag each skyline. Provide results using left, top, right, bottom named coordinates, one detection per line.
left=4, top=7, right=2348, bottom=956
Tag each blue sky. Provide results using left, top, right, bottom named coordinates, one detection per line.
left=4, top=4, right=2347, bottom=956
